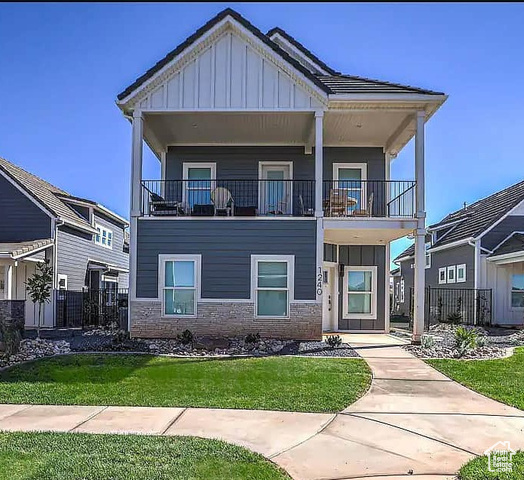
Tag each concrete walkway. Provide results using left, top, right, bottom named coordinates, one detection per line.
left=0, top=335, right=523, bottom=480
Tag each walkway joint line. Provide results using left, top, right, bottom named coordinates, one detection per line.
left=160, top=407, right=188, bottom=435
left=69, top=406, right=108, bottom=432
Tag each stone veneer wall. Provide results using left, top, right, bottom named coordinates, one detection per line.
left=130, top=301, right=322, bottom=340
left=0, top=300, right=25, bottom=345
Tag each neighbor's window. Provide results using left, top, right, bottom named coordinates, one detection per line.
left=253, top=256, right=293, bottom=318
left=400, top=278, right=405, bottom=303
left=447, top=265, right=456, bottom=284
left=344, top=266, right=377, bottom=319
left=457, top=264, right=467, bottom=283
left=439, top=267, right=447, bottom=285
left=161, top=256, right=200, bottom=316
left=425, top=242, right=432, bottom=269
left=95, top=224, right=113, bottom=249
left=511, top=274, right=524, bottom=308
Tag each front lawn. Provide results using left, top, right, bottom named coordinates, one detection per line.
left=427, top=347, right=524, bottom=410
left=0, top=354, right=371, bottom=413
left=0, top=432, right=290, bottom=480
left=458, top=451, right=524, bottom=480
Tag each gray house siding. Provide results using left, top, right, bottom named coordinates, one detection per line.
left=136, top=219, right=317, bottom=300
left=0, top=174, right=51, bottom=242
left=322, top=147, right=385, bottom=181
left=338, top=245, right=386, bottom=331
left=481, top=215, right=524, bottom=251
left=56, top=213, right=129, bottom=291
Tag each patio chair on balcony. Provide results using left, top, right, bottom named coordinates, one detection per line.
left=328, top=188, right=353, bottom=217
left=352, top=192, right=374, bottom=217
left=211, top=187, right=234, bottom=216
left=150, top=192, right=185, bottom=216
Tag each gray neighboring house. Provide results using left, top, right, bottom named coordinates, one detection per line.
left=118, top=8, right=447, bottom=340
left=0, top=157, right=129, bottom=327
left=393, top=180, right=524, bottom=326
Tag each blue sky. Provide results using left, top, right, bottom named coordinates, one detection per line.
left=1, top=3, right=523, bottom=264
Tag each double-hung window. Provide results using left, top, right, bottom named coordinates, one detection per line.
left=252, top=255, right=293, bottom=318
left=447, top=265, right=456, bottom=283
left=95, top=224, right=113, bottom=249
left=343, top=266, right=377, bottom=319
left=457, top=264, right=467, bottom=283
left=511, top=273, right=524, bottom=308
left=160, top=255, right=201, bottom=317
left=183, top=163, right=216, bottom=209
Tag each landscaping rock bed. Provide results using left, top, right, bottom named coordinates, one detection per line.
left=280, top=341, right=360, bottom=357
left=404, top=324, right=524, bottom=359
left=0, top=338, right=70, bottom=369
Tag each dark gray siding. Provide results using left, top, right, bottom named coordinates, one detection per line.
left=136, top=219, right=316, bottom=300
left=0, top=174, right=51, bottom=242
left=338, top=245, right=386, bottom=331
left=481, top=215, right=524, bottom=251
left=394, top=260, right=414, bottom=316
left=56, top=213, right=129, bottom=291
left=322, top=147, right=385, bottom=181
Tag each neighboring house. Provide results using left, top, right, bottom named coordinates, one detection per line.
left=393, top=180, right=524, bottom=326
left=118, top=8, right=446, bottom=340
left=0, top=157, right=129, bottom=327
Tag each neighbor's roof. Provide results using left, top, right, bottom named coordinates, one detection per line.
left=395, top=180, right=524, bottom=262
left=489, top=232, right=524, bottom=258
left=117, top=8, right=444, bottom=103
left=0, top=239, right=53, bottom=260
left=0, top=157, right=128, bottom=232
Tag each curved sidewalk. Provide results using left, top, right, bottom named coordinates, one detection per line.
left=0, top=336, right=523, bottom=480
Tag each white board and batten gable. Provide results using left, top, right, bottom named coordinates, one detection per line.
left=118, top=19, right=327, bottom=113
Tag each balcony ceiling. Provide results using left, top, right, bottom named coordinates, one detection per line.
left=142, top=108, right=422, bottom=157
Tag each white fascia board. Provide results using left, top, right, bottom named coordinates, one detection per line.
left=118, top=16, right=328, bottom=110
left=475, top=198, right=524, bottom=242
left=61, top=218, right=98, bottom=235
left=427, top=237, right=475, bottom=254
left=95, top=203, right=129, bottom=226
left=393, top=255, right=413, bottom=264
left=487, top=251, right=524, bottom=264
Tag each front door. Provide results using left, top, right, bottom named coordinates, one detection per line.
left=259, top=162, right=292, bottom=215
left=322, top=266, right=337, bottom=331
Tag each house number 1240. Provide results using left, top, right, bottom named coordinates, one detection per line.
left=317, top=267, right=323, bottom=296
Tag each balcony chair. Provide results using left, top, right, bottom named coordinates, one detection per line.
left=328, top=188, right=352, bottom=217
left=150, top=192, right=185, bottom=216
left=352, top=192, right=374, bottom=217
left=211, top=187, right=234, bottom=216
left=299, top=194, right=315, bottom=217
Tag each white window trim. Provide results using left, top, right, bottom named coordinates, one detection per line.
left=456, top=264, right=467, bottom=283
left=343, top=265, right=377, bottom=320
left=447, top=265, right=456, bottom=284
left=94, top=223, right=113, bottom=250
left=158, top=254, right=202, bottom=318
left=57, top=274, right=68, bottom=290
left=182, top=162, right=217, bottom=206
left=251, top=254, right=294, bottom=319
left=258, top=161, right=293, bottom=215
left=425, top=253, right=432, bottom=269
left=332, top=163, right=368, bottom=213
left=400, top=278, right=405, bottom=303
left=439, top=267, right=447, bottom=285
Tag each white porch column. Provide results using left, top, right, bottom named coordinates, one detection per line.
left=413, top=110, right=426, bottom=343
left=4, top=264, right=13, bottom=300
left=128, top=110, right=143, bottom=328
left=315, top=111, right=324, bottom=306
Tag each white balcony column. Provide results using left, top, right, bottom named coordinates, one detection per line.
left=128, top=110, right=143, bottom=319
left=4, top=263, right=13, bottom=300
left=314, top=111, right=324, bottom=217
left=412, top=110, right=426, bottom=343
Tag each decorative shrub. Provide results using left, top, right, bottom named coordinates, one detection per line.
left=326, top=335, right=342, bottom=348
left=454, top=326, right=478, bottom=357
left=445, top=312, right=463, bottom=324
left=244, top=332, right=260, bottom=344
left=421, top=335, right=435, bottom=349
left=177, top=329, right=194, bottom=345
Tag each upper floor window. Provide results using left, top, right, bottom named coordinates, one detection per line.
left=183, top=163, right=216, bottom=209
left=95, top=224, right=113, bottom=249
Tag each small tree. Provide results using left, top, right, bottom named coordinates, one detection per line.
left=26, top=260, right=53, bottom=338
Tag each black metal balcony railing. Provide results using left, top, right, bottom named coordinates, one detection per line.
left=140, top=179, right=416, bottom=218
left=141, top=179, right=316, bottom=217
left=322, top=180, right=416, bottom=218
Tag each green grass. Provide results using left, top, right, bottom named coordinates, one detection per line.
left=458, top=451, right=524, bottom=480
left=0, top=432, right=290, bottom=480
left=0, top=354, right=371, bottom=412
left=426, top=347, right=524, bottom=411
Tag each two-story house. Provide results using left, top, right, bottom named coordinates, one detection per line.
left=0, top=157, right=129, bottom=327
left=118, top=8, right=446, bottom=341
left=393, top=180, right=524, bottom=327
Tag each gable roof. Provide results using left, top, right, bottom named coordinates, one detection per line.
left=0, top=157, right=127, bottom=232
left=0, top=239, right=53, bottom=260
left=489, top=232, right=524, bottom=258
left=394, top=180, right=524, bottom=262
left=117, top=8, right=445, bottom=104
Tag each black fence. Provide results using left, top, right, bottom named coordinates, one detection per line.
left=323, top=180, right=416, bottom=218
left=141, top=179, right=316, bottom=217
left=409, top=287, right=492, bottom=329
left=55, top=288, right=128, bottom=330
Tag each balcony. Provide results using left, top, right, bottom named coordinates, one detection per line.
left=323, top=180, right=416, bottom=218
left=141, top=179, right=315, bottom=217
